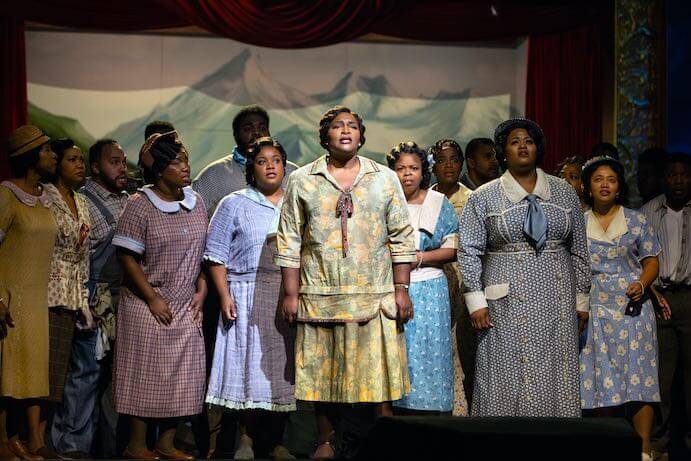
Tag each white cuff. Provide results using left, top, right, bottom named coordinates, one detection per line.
left=112, top=235, right=145, bottom=255
left=464, top=291, right=488, bottom=314
left=576, top=292, right=590, bottom=312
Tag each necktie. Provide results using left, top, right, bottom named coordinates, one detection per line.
left=336, top=190, right=354, bottom=258
left=523, top=194, right=547, bottom=252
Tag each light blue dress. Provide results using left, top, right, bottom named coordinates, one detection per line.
left=580, top=207, right=662, bottom=409
left=395, top=190, right=458, bottom=412
left=204, top=188, right=295, bottom=411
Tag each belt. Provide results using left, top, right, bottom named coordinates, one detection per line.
left=658, top=282, right=691, bottom=293
left=487, top=240, right=566, bottom=255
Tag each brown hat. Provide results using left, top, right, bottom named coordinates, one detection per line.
left=7, top=125, right=50, bottom=158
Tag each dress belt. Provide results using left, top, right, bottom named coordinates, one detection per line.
left=487, top=240, right=566, bottom=255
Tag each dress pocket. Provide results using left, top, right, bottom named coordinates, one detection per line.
left=484, top=283, right=509, bottom=300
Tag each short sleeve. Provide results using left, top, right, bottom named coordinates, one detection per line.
left=437, top=198, right=460, bottom=249
left=0, top=188, right=15, bottom=245
left=386, top=174, right=416, bottom=263
left=204, top=195, right=236, bottom=266
left=636, top=213, right=662, bottom=261
left=112, top=194, right=148, bottom=255
left=274, top=175, right=304, bottom=268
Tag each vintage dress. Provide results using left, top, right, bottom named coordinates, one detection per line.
left=458, top=169, right=591, bottom=417
left=112, top=186, right=207, bottom=417
left=0, top=181, right=56, bottom=399
left=580, top=207, right=662, bottom=408
left=44, top=183, right=91, bottom=312
left=204, top=188, right=295, bottom=411
left=394, top=190, right=458, bottom=412
left=431, top=182, right=472, bottom=415
left=275, top=155, right=416, bottom=403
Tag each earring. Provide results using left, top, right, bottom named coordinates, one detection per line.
left=358, top=142, right=361, bottom=147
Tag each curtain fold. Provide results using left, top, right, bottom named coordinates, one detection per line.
left=526, top=26, right=603, bottom=174
left=0, top=15, right=27, bottom=179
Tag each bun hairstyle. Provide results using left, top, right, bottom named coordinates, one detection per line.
left=245, top=136, right=287, bottom=187
left=386, top=141, right=431, bottom=190
left=318, top=106, right=366, bottom=150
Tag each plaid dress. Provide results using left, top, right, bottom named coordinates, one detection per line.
left=204, top=189, right=295, bottom=411
left=112, top=187, right=207, bottom=418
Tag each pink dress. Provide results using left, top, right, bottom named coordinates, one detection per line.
left=112, top=187, right=207, bottom=417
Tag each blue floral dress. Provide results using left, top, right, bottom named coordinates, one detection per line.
left=580, top=207, right=662, bottom=409
left=394, top=190, right=458, bottom=412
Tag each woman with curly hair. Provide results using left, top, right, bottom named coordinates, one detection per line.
left=579, top=155, right=667, bottom=461
left=388, top=142, right=459, bottom=415
left=275, top=106, right=415, bottom=459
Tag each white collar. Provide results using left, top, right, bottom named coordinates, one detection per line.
left=500, top=168, right=551, bottom=204
left=585, top=206, right=628, bottom=243
left=141, top=186, right=197, bottom=213
left=417, top=189, right=445, bottom=235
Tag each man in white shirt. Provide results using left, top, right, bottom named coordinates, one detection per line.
left=641, top=152, right=691, bottom=459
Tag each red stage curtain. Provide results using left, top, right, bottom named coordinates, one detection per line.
left=0, top=1, right=608, bottom=173
left=526, top=25, right=603, bottom=174
left=0, top=15, right=27, bottom=179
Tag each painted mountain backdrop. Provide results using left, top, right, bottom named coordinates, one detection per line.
left=105, top=50, right=510, bottom=173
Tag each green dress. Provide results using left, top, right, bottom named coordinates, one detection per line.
left=275, top=156, right=416, bottom=403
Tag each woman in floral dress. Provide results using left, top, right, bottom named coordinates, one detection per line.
left=579, top=155, right=668, bottom=461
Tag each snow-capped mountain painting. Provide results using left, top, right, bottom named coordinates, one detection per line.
left=26, top=31, right=527, bottom=172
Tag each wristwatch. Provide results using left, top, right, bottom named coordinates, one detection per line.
left=394, top=283, right=410, bottom=291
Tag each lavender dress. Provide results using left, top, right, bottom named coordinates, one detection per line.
left=204, top=188, right=295, bottom=411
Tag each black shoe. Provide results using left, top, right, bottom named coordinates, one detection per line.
left=59, top=451, right=91, bottom=460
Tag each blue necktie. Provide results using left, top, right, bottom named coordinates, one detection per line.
left=524, top=194, right=547, bottom=252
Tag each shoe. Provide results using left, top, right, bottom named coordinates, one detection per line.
left=123, top=447, right=159, bottom=460
left=58, top=452, right=90, bottom=460
left=310, top=441, right=335, bottom=461
left=30, top=448, right=59, bottom=460
left=154, top=449, right=193, bottom=461
left=0, top=441, right=20, bottom=461
left=270, top=445, right=296, bottom=460
left=7, top=441, right=43, bottom=461
left=233, top=444, right=254, bottom=460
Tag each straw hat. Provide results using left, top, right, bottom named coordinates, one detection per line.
left=7, top=125, right=50, bottom=158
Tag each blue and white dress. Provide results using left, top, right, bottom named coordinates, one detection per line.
left=458, top=169, right=591, bottom=417
left=395, top=189, right=458, bottom=412
left=204, top=187, right=296, bottom=411
left=580, top=206, right=661, bottom=409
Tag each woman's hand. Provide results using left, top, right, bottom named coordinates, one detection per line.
left=577, top=311, right=589, bottom=334
left=625, top=281, right=644, bottom=302
left=395, top=287, right=414, bottom=323
left=282, top=294, right=298, bottom=324
left=470, top=307, right=493, bottom=330
left=148, top=294, right=173, bottom=326
left=0, top=299, right=15, bottom=340
left=190, top=289, right=206, bottom=326
left=220, top=295, right=237, bottom=324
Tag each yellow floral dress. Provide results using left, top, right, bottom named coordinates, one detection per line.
left=275, top=155, right=417, bottom=403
